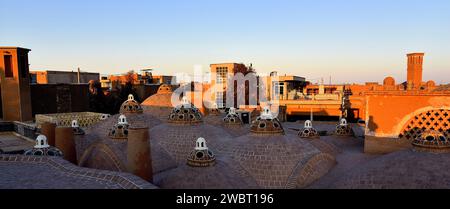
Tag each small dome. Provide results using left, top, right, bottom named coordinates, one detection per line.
left=250, top=106, right=284, bottom=135
left=168, top=96, right=203, bottom=124
left=383, top=77, right=396, bottom=86
left=71, top=120, right=85, bottom=135
left=412, top=130, right=450, bottom=153
left=335, top=118, right=353, bottom=136
left=108, top=115, right=129, bottom=140
left=426, top=80, right=436, bottom=88
left=120, top=94, right=143, bottom=114
left=100, top=114, right=111, bottom=120
left=187, top=137, right=216, bottom=167
left=24, top=135, right=63, bottom=157
left=207, top=102, right=221, bottom=116
left=298, top=120, right=320, bottom=139
left=223, top=107, right=242, bottom=125
left=157, top=84, right=173, bottom=94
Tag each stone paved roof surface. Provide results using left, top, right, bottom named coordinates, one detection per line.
left=328, top=150, right=450, bottom=189
left=154, top=158, right=259, bottom=189
left=0, top=132, right=34, bottom=153
left=0, top=155, right=157, bottom=189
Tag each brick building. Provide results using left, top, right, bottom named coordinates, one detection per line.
left=30, top=70, right=99, bottom=84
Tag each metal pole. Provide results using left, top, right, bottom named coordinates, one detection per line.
left=77, top=67, right=81, bottom=84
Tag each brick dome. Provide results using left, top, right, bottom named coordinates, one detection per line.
left=167, top=97, right=203, bottom=124
left=71, top=120, right=85, bottom=135
left=250, top=106, right=284, bottom=135
left=75, top=113, right=174, bottom=174
left=157, top=84, right=173, bottom=94
left=426, top=80, right=436, bottom=88
left=24, top=135, right=63, bottom=157
left=217, top=133, right=336, bottom=189
left=223, top=107, right=242, bottom=125
left=120, top=94, right=143, bottom=114
left=203, top=101, right=221, bottom=116
left=298, top=120, right=320, bottom=139
left=142, top=93, right=174, bottom=120
left=383, top=76, right=396, bottom=86
left=412, top=130, right=450, bottom=153
left=335, top=118, right=353, bottom=136
left=155, top=158, right=259, bottom=189
left=149, top=123, right=233, bottom=165
left=204, top=113, right=250, bottom=138
left=108, top=115, right=129, bottom=140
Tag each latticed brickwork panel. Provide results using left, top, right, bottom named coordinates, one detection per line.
left=36, top=112, right=105, bottom=128
left=399, top=109, right=450, bottom=140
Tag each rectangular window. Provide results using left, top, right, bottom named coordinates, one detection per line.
left=273, top=82, right=284, bottom=99
left=215, top=92, right=224, bottom=108
left=19, top=55, right=28, bottom=78
left=216, top=67, right=228, bottom=84
left=4, top=55, right=13, bottom=78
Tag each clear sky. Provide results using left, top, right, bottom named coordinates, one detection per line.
left=1, top=0, right=449, bottom=84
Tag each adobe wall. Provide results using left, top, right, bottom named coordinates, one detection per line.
left=364, top=92, right=450, bottom=154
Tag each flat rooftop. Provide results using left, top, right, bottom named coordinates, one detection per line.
left=0, top=132, right=34, bottom=154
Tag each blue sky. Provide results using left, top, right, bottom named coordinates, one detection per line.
left=1, top=0, right=449, bottom=84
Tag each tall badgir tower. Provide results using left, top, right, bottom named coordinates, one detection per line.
left=406, top=53, right=425, bottom=90
left=0, top=47, right=32, bottom=121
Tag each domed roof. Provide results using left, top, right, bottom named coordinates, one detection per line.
left=142, top=93, right=174, bottom=120
left=120, top=94, right=143, bottom=114
left=335, top=118, right=353, bottom=136
left=149, top=123, right=233, bottom=165
left=75, top=113, right=166, bottom=173
left=223, top=107, right=242, bottom=125
left=155, top=158, right=259, bottom=189
left=157, top=84, right=173, bottom=94
left=206, top=102, right=221, bottom=116
left=383, top=76, right=396, bottom=86
left=203, top=112, right=249, bottom=138
left=24, top=135, right=63, bottom=157
left=187, top=138, right=216, bottom=167
left=298, top=120, right=320, bottom=139
left=167, top=97, right=203, bottom=124
left=142, top=84, right=174, bottom=107
left=425, top=80, right=436, bottom=88
left=108, top=114, right=129, bottom=140
left=412, top=130, right=450, bottom=153
left=250, top=106, right=284, bottom=135
left=217, top=132, right=336, bottom=188
left=71, top=120, right=85, bottom=135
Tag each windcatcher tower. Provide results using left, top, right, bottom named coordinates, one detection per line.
left=0, top=47, right=32, bottom=121
left=406, top=53, right=425, bottom=90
